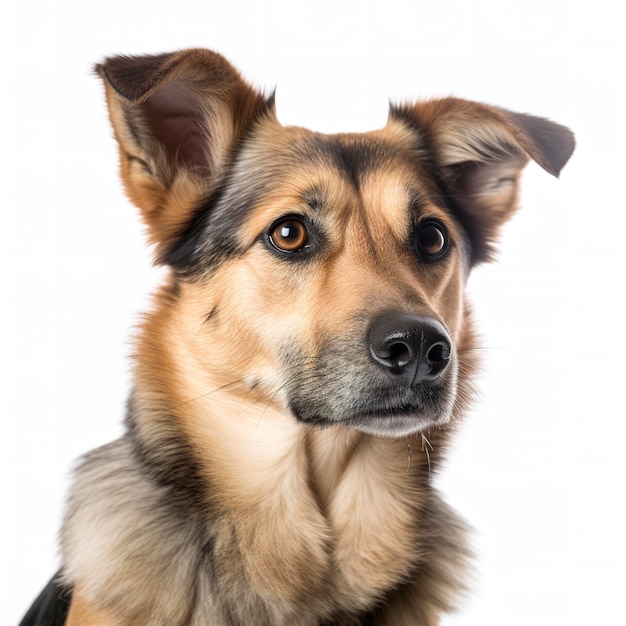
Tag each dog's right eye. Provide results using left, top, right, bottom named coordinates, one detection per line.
left=268, top=218, right=309, bottom=253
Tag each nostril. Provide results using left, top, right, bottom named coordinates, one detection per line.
left=386, top=342, right=412, bottom=368
left=427, top=341, right=450, bottom=365
left=371, top=338, right=413, bottom=368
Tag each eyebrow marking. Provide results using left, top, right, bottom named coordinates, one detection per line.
left=301, top=187, right=326, bottom=212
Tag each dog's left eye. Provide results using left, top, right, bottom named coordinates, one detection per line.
left=269, top=218, right=309, bottom=253
left=414, top=220, right=449, bottom=260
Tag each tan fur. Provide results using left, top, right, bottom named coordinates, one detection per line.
left=65, top=589, right=119, bottom=626
left=52, top=49, right=575, bottom=625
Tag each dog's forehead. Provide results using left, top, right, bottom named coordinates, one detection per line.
left=237, top=117, right=434, bottom=219
left=227, top=119, right=433, bottom=241
left=247, top=116, right=425, bottom=182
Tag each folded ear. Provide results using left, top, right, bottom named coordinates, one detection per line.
left=392, top=98, right=575, bottom=263
left=96, top=48, right=273, bottom=255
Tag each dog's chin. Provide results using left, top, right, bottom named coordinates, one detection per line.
left=347, top=414, right=446, bottom=438
left=342, top=406, right=452, bottom=438
left=293, top=405, right=452, bottom=439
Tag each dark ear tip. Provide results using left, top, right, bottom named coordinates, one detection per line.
left=553, top=127, right=576, bottom=178
left=504, top=110, right=575, bottom=177
left=539, top=121, right=575, bottom=178
left=93, top=53, right=175, bottom=101
left=265, top=89, right=277, bottom=111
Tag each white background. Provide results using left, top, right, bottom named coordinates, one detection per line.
left=2, top=1, right=624, bottom=624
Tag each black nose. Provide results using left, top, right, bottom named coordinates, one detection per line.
left=368, top=312, right=452, bottom=384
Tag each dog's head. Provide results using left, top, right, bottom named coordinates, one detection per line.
left=97, top=49, right=574, bottom=438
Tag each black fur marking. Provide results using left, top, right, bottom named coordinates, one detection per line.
left=160, top=181, right=239, bottom=273
left=19, top=573, right=72, bottom=626
left=425, top=174, right=480, bottom=265
left=124, top=108, right=144, bottom=151
left=126, top=154, right=154, bottom=177
left=125, top=394, right=210, bottom=512
left=168, top=278, right=181, bottom=299
left=204, top=306, right=218, bottom=324
left=310, top=135, right=407, bottom=190
left=302, top=186, right=326, bottom=212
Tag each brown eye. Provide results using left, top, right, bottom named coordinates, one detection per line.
left=415, top=220, right=448, bottom=259
left=269, top=219, right=309, bottom=253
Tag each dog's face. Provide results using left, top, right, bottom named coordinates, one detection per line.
left=97, top=49, right=574, bottom=439
left=170, top=120, right=470, bottom=437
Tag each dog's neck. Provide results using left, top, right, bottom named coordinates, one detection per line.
left=140, top=382, right=432, bottom=610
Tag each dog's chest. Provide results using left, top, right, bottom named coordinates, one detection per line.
left=305, top=431, right=427, bottom=606
left=207, top=429, right=428, bottom=619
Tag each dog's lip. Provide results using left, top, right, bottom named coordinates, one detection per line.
left=293, top=401, right=423, bottom=424
left=351, top=403, right=422, bottom=419
left=343, top=396, right=439, bottom=421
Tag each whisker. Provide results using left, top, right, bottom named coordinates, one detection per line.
left=421, top=433, right=433, bottom=478
left=173, top=378, right=248, bottom=409
left=456, top=346, right=503, bottom=354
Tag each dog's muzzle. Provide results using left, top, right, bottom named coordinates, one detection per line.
left=285, top=310, right=456, bottom=438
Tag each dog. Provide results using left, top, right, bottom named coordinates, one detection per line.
left=20, top=48, right=574, bottom=626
